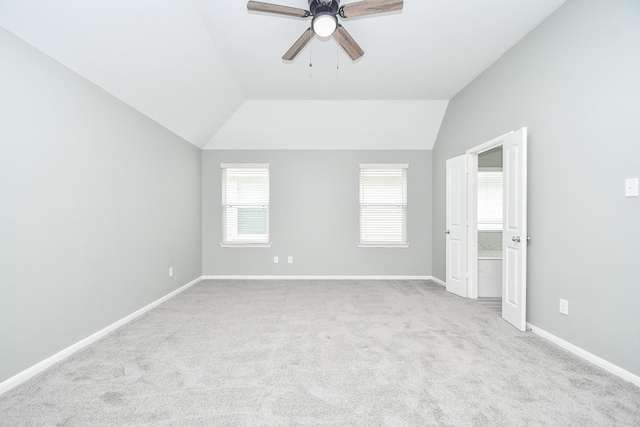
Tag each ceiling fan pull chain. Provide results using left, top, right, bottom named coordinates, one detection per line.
left=309, top=30, right=313, bottom=69
left=308, top=36, right=314, bottom=78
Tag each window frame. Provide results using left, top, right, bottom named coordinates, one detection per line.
left=358, top=163, right=410, bottom=248
left=220, top=163, right=271, bottom=248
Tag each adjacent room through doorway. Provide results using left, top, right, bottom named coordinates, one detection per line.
left=476, top=146, right=503, bottom=314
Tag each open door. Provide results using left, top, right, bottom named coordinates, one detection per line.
left=502, top=128, right=528, bottom=331
left=445, top=155, right=468, bottom=297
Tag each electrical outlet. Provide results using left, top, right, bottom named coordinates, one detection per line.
left=274, top=256, right=279, bottom=264
left=288, top=256, right=293, bottom=264
left=169, top=267, right=174, bottom=277
left=625, top=178, right=638, bottom=197
left=559, top=299, right=569, bottom=316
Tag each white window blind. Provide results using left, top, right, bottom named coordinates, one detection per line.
left=477, top=170, right=503, bottom=231
left=359, top=165, right=408, bottom=246
left=221, top=164, right=269, bottom=245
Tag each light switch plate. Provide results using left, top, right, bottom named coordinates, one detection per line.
left=625, top=178, right=638, bottom=197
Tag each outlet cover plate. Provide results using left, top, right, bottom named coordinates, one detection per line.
left=625, top=178, right=638, bottom=197
left=559, top=299, right=569, bottom=315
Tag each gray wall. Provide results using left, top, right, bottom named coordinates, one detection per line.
left=203, top=150, right=432, bottom=277
left=432, top=0, right=640, bottom=376
left=0, top=29, right=202, bottom=383
left=478, top=146, right=502, bottom=168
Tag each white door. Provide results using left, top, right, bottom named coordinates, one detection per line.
left=446, top=155, right=468, bottom=297
left=502, top=128, right=528, bottom=331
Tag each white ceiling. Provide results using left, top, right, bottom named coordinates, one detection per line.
left=206, top=100, right=448, bottom=150
left=0, top=0, right=567, bottom=149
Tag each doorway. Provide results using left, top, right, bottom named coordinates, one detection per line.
left=475, top=146, right=503, bottom=314
left=445, top=128, right=528, bottom=331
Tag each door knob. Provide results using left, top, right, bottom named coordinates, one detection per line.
left=512, top=236, right=521, bottom=243
left=445, top=230, right=451, bottom=235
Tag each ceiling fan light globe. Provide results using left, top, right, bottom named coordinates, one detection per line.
left=312, top=14, right=337, bottom=37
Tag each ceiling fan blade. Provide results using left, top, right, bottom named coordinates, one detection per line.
left=283, top=27, right=314, bottom=61
left=339, top=0, right=403, bottom=18
left=247, top=1, right=310, bottom=18
left=333, top=25, right=364, bottom=61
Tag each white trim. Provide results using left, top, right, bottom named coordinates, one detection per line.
left=219, top=243, right=271, bottom=248
left=466, top=132, right=511, bottom=155
left=466, top=152, right=479, bottom=299
left=358, top=243, right=410, bottom=248
left=359, top=163, right=409, bottom=169
left=0, top=276, right=203, bottom=396
left=428, top=276, right=447, bottom=287
left=202, top=275, right=431, bottom=281
left=220, top=163, right=269, bottom=169
left=528, top=323, right=640, bottom=388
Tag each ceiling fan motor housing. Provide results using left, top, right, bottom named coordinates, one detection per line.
left=309, top=0, right=339, bottom=37
left=308, top=0, right=339, bottom=16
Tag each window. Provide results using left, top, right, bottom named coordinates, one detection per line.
left=359, top=164, right=408, bottom=247
left=477, top=169, right=503, bottom=231
left=221, top=164, right=269, bottom=246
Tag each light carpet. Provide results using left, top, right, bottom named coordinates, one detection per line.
left=1, top=280, right=639, bottom=426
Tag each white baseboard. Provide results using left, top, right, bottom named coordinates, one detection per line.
left=202, top=275, right=432, bottom=281
left=0, top=276, right=203, bottom=396
left=427, top=276, right=446, bottom=287
left=528, top=323, right=640, bottom=388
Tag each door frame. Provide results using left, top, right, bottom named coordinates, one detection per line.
left=465, top=133, right=508, bottom=299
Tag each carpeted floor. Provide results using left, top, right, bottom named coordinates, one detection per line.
left=1, top=279, right=639, bottom=426
left=477, top=297, right=502, bottom=314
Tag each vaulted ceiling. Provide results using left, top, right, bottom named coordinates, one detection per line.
left=0, top=0, right=566, bottom=149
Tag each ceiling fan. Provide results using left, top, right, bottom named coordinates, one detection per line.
left=247, top=0, right=403, bottom=61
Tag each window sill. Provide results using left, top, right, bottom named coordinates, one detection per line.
left=220, top=243, right=271, bottom=248
left=358, top=243, right=410, bottom=248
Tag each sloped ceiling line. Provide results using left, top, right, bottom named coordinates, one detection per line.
left=0, top=0, right=567, bottom=149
